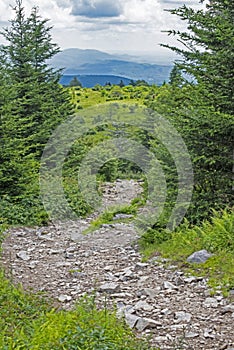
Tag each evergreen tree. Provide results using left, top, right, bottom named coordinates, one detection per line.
left=0, top=0, right=73, bottom=158
left=69, top=76, right=82, bottom=87
left=161, top=0, right=234, bottom=114
left=169, top=64, right=184, bottom=86
left=0, top=0, right=73, bottom=200
left=118, top=79, right=125, bottom=88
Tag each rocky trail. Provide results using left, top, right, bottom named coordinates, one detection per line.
left=1, top=180, right=234, bottom=350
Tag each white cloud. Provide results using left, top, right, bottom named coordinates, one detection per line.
left=0, top=0, right=205, bottom=61
left=70, top=0, right=122, bottom=18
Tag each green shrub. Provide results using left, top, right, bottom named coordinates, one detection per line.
left=140, top=209, right=234, bottom=292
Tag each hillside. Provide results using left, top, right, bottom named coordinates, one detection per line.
left=49, top=48, right=172, bottom=85
left=60, top=74, right=132, bottom=87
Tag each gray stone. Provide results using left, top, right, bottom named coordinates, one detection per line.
left=135, top=262, right=148, bottom=269
left=174, top=311, right=192, bottom=322
left=221, top=305, right=234, bottom=314
left=135, top=317, right=161, bottom=331
left=187, top=250, right=212, bottom=263
left=58, top=294, right=72, bottom=302
left=16, top=251, right=30, bottom=261
left=163, top=281, right=178, bottom=290
left=137, top=276, right=149, bottom=285
left=184, top=276, right=197, bottom=283
left=116, top=303, right=135, bottom=318
left=203, top=297, right=218, bottom=308
left=125, top=313, right=139, bottom=329
left=65, top=252, right=75, bottom=259
left=134, top=300, right=154, bottom=312
left=204, top=329, right=215, bottom=338
left=120, top=268, right=134, bottom=279
left=99, top=282, right=120, bottom=293
left=140, top=288, right=158, bottom=298
left=113, top=214, right=133, bottom=220
left=161, top=308, right=172, bottom=315
left=185, top=332, right=199, bottom=338
left=49, top=249, right=64, bottom=255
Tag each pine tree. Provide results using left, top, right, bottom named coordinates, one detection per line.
left=0, top=0, right=73, bottom=200
left=169, top=64, right=184, bottom=86
left=0, top=0, right=73, bottom=158
left=69, top=76, right=82, bottom=87
left=161, top=0, right=234, bottom=114
left=119, top=79, right=125, bottom=88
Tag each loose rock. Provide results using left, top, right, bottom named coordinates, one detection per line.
left=187, top=249, right=213, bottom=263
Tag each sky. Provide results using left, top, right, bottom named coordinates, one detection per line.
left=0, top=0, right=205, bottom=64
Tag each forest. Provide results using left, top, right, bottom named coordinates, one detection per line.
left=0, top=0, right=233, bottom=349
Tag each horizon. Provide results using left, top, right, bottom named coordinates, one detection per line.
left=55, top=47, right=178, bottom=65
left=0, top=1, right=205, bottom=64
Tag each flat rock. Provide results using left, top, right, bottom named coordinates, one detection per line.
left=113, top=214, right=133, bottom=220
left=221, top=305, right=234, bottom=314
left=125, top=313, right=139, bottom=329
left=187, top=249, right=212, bottom=263
left=135, top=317, right=161, bottom=331
left=16, top=251, right=30, bottom=261
left=58, top=294, right=72, bottom=302
left=163, top=281, right=178, bottom=290
left=174, top=311, right=192, bottom=322
left=98, top=282, right=120, bottom=293
left=134, top=300, right=154, bottom=312
left=140, top=288, right=159, bottom=298
left=203, top=297, right=218, bottom=308
left=185, top=332, right=199, bottom=338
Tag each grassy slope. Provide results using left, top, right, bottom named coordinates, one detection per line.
left=140, top=210, right=234, bottom=295
left=69, top=84, right=156, bottom=110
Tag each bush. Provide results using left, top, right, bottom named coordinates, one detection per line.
left=140, top=209, right=234, bottom=293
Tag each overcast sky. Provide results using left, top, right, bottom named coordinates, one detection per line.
left=0, top=0, right=205, bottom=63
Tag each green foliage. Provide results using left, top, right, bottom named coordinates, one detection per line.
left=83, top=197, right=146, bottom=235
left=140, top=210, right=234, bottom=293
left=69, top=76, right=82, bottom=87
left=168, top=64, right=184, bottom=86
left=0, top=271, right=154, bottom=349
left=0, top=1, right=73, bottom=224
left=146, top=83, right=233, bottom=223
left=68, top=84, right=159, bottom=110
left=162, top=0, right=234, bottom=114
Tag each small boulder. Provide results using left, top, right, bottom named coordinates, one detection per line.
left=134, top=300, right=154, bottom=312
left=174, top=311, right=192, bottom=322
left=58, top=294, right=72, bottom=302
left=113, top=214, right=133, bottom=220
left=203, top=297, right=218, bottom=308
left=125, top=313, right=139, bottom=329
left=187, top=250, right=212, bottom=263
left=16, top=251, right=30, bottom=261
left=135, top=317, right=161, bottom=331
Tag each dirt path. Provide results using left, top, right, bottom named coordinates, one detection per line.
left=1, top=180, right=234, bottom=350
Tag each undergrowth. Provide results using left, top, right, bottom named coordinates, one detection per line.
left=140, top=209, right=234, bottom=295
left=83, top=195, right=146, bottom=234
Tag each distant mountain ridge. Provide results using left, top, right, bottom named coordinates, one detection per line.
left=49, top=48, right=173, bottom=86
left=60, top=75, right=132, bottom=88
